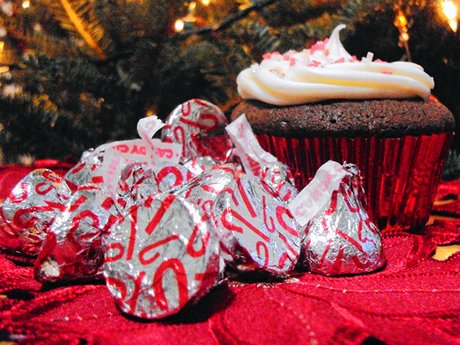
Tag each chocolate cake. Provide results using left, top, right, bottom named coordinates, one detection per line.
left=231, top=98, right=455, bottom=139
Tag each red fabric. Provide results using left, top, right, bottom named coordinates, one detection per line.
left=1, top=165, right=460, bottom=345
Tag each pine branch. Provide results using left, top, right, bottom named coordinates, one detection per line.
left=60, top=0, right=105, bottom=59
left=47, top=0, right=109, bottom=60
left=175, top=0, right=279, bottom=38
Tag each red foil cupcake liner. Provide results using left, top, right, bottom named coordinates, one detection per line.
left=256, top=132, right=454, bottom=233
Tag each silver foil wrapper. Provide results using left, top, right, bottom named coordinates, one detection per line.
left=64, top=149, right=104, bottom=190
left=182, top=155, right=220, bottom=176
left=161, top=99, right=233, bottom=164
left=172, top=164, right=238, bottom=201
left=212, top=174, right=302, bottom=275
left=155, top=162, right=198, bottom=193
left=35, top=183, right=119, bottom=282
left=103, top=192, right=221, bottom=319
left=117, top=162, right=159, bottom=213
left=301, top=164, right=385, bottom=276
left=260, top=162, right=299, bottom=205
left=2, top=169, right=72, bottom=255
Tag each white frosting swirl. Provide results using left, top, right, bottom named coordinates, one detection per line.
left=237, top=25, right=434, bottom=106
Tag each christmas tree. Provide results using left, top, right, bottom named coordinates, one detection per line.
left=0, top=0, right=459, bottom=178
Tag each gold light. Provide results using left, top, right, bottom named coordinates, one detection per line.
left=442, top=0, right=458, bottom=32
left=22, top=0, right=30, bottom=9
left=174, top=19, right=185, bottom=32
left=201, top=0, right=210, bottom=5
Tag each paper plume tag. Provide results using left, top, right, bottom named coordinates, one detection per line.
left=226, top=114, right=277, bottom=176
left=288, top=160, right=351, bottom=227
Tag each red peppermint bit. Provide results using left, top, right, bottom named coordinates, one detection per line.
left=334, top=57, right=345, bottom=64
left=283, top=50, right=296, bottom=61
left=350, top=55, right=359, bottom=62
left=375, top=59, right=387, bottom=63
left=382, top=71, right=393, bottom=75
left=262, top=53, right=272, bottom=60
left=324, top=49, right=330, bottom=57
left=310, top=41, right=326, bottom=53
left=289, top=58, right=296, bottom=67
left=308, top=60, right=321, bottom=67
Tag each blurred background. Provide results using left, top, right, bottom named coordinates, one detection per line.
left=0, top=0, right=459, bottom=177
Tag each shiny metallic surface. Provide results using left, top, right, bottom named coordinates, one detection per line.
left=35, top=183, right=119, bottom=282
left=2, top=169, right=72, bottom=255
left=212, top=174, right=302, bottom=276
left=301, top=164, right=385, bottom=276
left=64, top=149, right=104, bottom=189
left=117, top=162, right=159, bottom=213
left=103, top=193, right=221, bottom=319
left=161, top=99, right=233, bottom=164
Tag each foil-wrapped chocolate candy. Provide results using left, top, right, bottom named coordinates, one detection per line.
left=260, top=163, right=299, bottom=205
left=182, top=155, right=220, bottom=176
left=103, top=192, right=221, bottom=319
left=2, top=169, right=72, bottom=255
left=117, top=162, right=159, bottom=213
left=225, top=114, right=298, bottom=204
left=35, top=183, right=119, bottom=283
left=212, top=174, right=302, bottom=276
left=64, top=149, right=104, bottom=190
left=155, top=162, right=198, bottom=193
left=161, top=99, right=233, bottom=164
left=171, top=163, right=238, bottom=213
left=292, top=162, right=385, bottom=276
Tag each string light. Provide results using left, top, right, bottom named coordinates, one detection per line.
left=175, top=19, right=185, bottom=32
left=174, top=0, right=211, bottom=32
left=393, top=6, right=412, bottom=61
left=22, top=0, right=30, bottom=9
left=442, top=0, right=458, bottom=32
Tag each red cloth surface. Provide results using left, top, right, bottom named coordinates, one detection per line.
left=1, top=164, right=460, bottom=345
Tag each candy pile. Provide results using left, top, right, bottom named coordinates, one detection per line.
left=0, top=99, right=385, bottom=319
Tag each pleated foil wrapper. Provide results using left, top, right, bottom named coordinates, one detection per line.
left=212, top=174, right=302, bottom=276
left=256, top=132, right=454, bottom=233
left=102, top=192, right=221, bottom=319
left=1, top=169, right=72, bottom=255
left=299, top=164, right=385, bottom=276
left=35, top=184, right=119, bottom=283
left=116, top=162, right=159, bottom=213
left=161, top=99, right=233, bottom=164
left=64, top=149, right=105, bottom=190
left=154, top=162, right=198, bottom=193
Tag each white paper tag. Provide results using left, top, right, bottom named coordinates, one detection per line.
left=111, top=138, right=152, bottom=162
left=150, top=138, right=182, bottom=165
left=99, top=147, right=126, bottom=202
left=95, top=116, right=182, bottom=201
left=288, top=160, right=351, bottom=227
left=137, top=116, right=165, bottom=143
left=226, top=114, right=277, bottom=176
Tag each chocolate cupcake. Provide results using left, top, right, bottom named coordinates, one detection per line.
left=231, top=25, right=455, bottom=233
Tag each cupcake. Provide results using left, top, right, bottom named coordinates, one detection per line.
left=230, top=24, right=455, bottom=233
